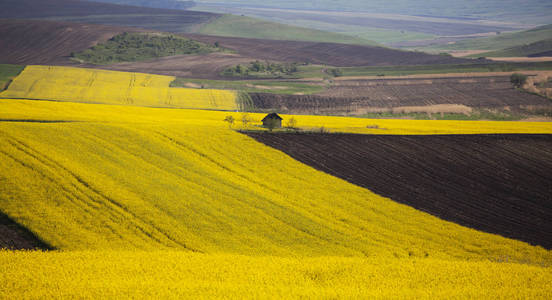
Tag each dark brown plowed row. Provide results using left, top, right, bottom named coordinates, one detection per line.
left=0, top=0, right=215, bottom=19
left=246, top=133, right=552, bottom=248
left=183, top=34, right=472, bottom=67
left=0, top=211, right=51, bottom=250
left=0, top=19, right=141, bottom=65
left=249, top=76, right=552, bottom=114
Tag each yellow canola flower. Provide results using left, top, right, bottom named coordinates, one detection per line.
left=0, top=65, right=237, bottom=111
left=0, top=251, right=551, bottom=299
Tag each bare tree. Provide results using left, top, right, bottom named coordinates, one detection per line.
left=285, top=117, right=297, bottom=129
left=241, top=113, right=251, bottom=128
left=223, top=115, right=235, bottom=128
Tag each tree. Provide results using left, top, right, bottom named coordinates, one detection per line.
left=510, top=73, right=528, bottom=88
left=223, top=115, right=235, bottom=128
left=329, top=68, right=343, bottom=77
left=285, top=117, right=297, bottom=129
left=241, top=113, right=251, bottom=128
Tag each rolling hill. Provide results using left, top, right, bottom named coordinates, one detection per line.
left=0, top=19, right=142, bottom=65
left=0, top=66, right=238, bottom=110
left=1, top=70, right=551, bottom=297
left=477, top=39, right=552, bottom=57
left=0, top=19, right=477, bottom=80
left=0, top=0, right=375, bottom=45
left=444, top=24, right=552, bottom=52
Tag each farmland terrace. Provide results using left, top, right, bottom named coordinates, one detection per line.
left=246, top=133, right=552, bottom=249
left=248, top=76, right=552, bottom=115
left=181, top=34, right=472, bottom=67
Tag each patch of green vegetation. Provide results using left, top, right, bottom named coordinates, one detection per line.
left=71, top=32, right=220, bottom=65
left=222, top=61, right=301, bottom=78
left=170, top=77, right=325, bottom=95
left=0, top=64, right=24, bottom=92
left=473, top=39, right=552, bottom=58
left=197, top=14, right=377, bottom=45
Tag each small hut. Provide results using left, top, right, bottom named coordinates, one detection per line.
left=262, top=113, right=283, bottom=129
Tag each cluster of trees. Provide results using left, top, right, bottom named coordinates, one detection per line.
left=223, top=61, right=299, bottom=77
left=223, top=114, right=298, bottom=132
left=510, top=73, right=528, bottom=88
left=71, top=32, right=216, bottom=64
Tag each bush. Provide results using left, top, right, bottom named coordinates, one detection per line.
left=510, top=73, right=528, bottom=88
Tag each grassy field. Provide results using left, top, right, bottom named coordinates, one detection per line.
left=0, top=65, right=237, bottom=110
left=196, top=14, right=377, bottom=45
left=72, top=32, right=221, bottom=64
left=1, top=98, right=551, bottom=297
left=0, top=64, right=24, bottom=91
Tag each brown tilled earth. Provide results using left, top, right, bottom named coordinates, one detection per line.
left=182, top=34, right=472, bottom=67
left=0, top=0, right=216, bottom=20
left=0, top=211, right=51, bottom=250
left=246, top=133, right=552, bottom=249
left=250, top=76, right=552, bottom=114
left=0, top=19, right=144, bottom=65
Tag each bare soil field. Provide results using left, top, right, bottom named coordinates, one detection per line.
left=0, top=19, right=142, bottom=65
left=0, top=211, right=51, bottom=250
left=0, top=0, right=216, bottom=21
left=182, top=34, right=472, bottom=67
left=250, top=76, right=552, bottom=115
left=96, top=52, right=257, bottom=78
left=246, top=133, right=552, bottom=249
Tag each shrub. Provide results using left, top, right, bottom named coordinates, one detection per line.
left=510, top=73, right=528, bottom=88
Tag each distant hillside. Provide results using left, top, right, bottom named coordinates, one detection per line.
left=194, top=0, right=552, bottom=24
left=196, top=14, right=377, bottom=46
left=476, top=39, right=552, bottom=57
left=0, top=0, right=375, bottom=46
left=91, top=0, right=195, bottom=10
left=445, top=24, right=552, bottom=51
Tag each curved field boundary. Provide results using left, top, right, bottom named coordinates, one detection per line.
left=0, top=65, right=238, bottom=111
left=0, top=211, right=52, bottom=250
left=246, top=132, right=552, bottom=249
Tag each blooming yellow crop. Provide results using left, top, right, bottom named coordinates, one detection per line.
left=1, top=251, right=551, bottom=299
left=0, top=65, right=237, bottom=110
left=0, top=99, right=551, bottom=298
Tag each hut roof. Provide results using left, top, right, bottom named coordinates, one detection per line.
left=262, top=113, right=283, bottom=121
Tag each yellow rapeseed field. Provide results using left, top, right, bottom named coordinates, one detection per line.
left=0, top=99, right=551, bottom=298
left=0, top=65, right=237, bottom=110
left=1, top=251, right=551, bottom=299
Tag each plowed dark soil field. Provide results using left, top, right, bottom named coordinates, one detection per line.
left=246, top=133, right=552, bottom=248
left=249, top=76, right=552, bottom=114
left=183, top=34, right=470, bottom=67
left=0, top=211, right=51, bottom=250
left=0, top=19, right=140, bottom=65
